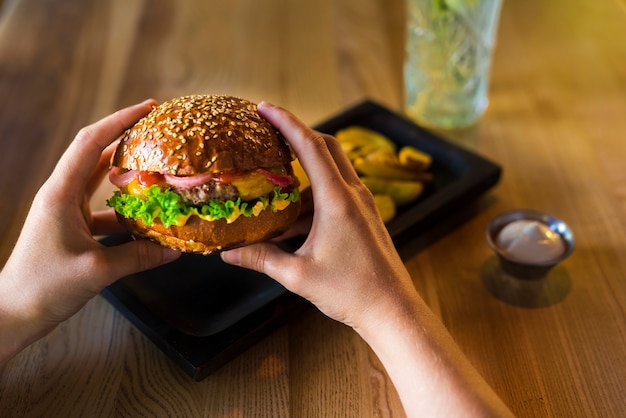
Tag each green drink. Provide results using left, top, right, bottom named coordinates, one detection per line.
left=404, top=0, right=502, bottom=129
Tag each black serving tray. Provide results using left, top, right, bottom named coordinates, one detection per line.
left=316, top=101, right=501, bottom=247
left=100, top=100, right=501, bottom=380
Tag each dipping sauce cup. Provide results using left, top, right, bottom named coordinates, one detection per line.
left=486, top=209, right=574, bottom=279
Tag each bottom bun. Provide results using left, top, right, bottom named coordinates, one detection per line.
left=117, top=201, right=301, bottom=255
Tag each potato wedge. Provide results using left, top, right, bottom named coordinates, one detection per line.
left=335, top=125, right=434, bottom=222
left=361, top=177, right=424, bottom=206
left=335, top=126, right=396, bottom=161
left=339, top=141, right=357, bottom=155
left=372, top=194, right=396, bottom=223
left=353, top=157, right=421, bottom=181
left=363, top=149, right=403, bottom=166
left=398, top=145, right=432, bottom=171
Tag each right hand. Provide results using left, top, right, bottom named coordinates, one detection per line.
left=222, top=102, right=516, bottom=418
left=221, top=101, right=419, bottom=330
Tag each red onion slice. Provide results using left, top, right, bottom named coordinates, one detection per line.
left=109, top=167, right=138, bottom=187
left=163, top=172, right=214, bottom=188
left=109, top=166, right=293, bottom=190
left=256, top=168, right=293, bottom=187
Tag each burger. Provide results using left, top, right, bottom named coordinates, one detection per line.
left=107, top=95, right=301, bottom=254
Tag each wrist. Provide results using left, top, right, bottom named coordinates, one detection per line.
left=350, top=270, right=427, bottom=344
left=354, top=291, right=429, bottom=359
left=0, top=267, right=53, bottom=364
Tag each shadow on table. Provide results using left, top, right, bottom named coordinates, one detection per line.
left=481, top=256, right=572, bottom=308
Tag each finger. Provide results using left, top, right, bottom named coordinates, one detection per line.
left=318, top=132, right=361, bottom=185
left=53, top=99, right=157, bottom=191
left=221, top=242, right=294, bottom=285
left=257, top=102, right=345, bottom=198
left=102, top=239, right=180, bottom=283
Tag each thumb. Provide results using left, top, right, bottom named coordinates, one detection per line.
left=221, top=242, right=291, bottom=282
left=102, top=239, right=181, bottom=282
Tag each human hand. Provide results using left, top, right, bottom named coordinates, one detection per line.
left=0, top=100, right=180, bottom=361
left=222, top=103, right=515, bottom=418
left=221, top=102, right=419, bottom=331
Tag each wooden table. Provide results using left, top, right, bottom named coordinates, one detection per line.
left=1, top=0, right=625, bottom=416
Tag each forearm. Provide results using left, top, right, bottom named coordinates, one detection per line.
left=357, top=293, right=514, bottom=418
left=0, top=269, right=52, bottom=364
left=0, top=312, right=42, bottom=365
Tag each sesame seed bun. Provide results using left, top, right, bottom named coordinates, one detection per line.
left=116, top=200, right=301, bottom=254
left=109, top=95, right=301, bottom=255
left=112, top=95, right=294, bottom=176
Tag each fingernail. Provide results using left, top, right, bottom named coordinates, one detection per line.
left=257, top=101, right=274, bottom=110
left=220, top=248, right=241, bottom=266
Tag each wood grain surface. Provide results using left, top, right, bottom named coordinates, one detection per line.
left=1, top=0, right=625, bottom=416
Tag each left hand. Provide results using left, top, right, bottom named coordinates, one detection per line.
left=0, top=100, right=180, bottom=361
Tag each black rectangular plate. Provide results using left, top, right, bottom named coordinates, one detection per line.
left=316, top=100, right=501, bottom=247
left=100, top=99, right=501, bottom=380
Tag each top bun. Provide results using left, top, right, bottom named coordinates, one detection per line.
left=112, top=95, right=294, bottom=176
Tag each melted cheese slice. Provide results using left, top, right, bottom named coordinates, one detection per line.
left=125, top=179, right=147, bottom=198
left=231, top=171, right=276, bottom=200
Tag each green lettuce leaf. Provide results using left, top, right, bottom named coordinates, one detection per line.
left=107, top=185, right=299, bottom=228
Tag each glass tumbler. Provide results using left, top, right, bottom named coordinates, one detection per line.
left=404, top=0, right=502, bottom=129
